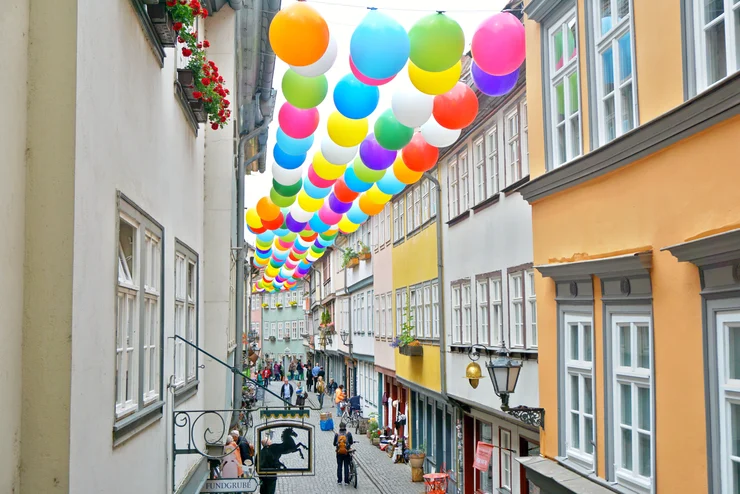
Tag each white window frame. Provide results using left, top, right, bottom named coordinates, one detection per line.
left=271, top=322, right=276, bottom=338
left=499, top=428, right=512, bottom=490
left=430, top=179, right=438, bottom=219
left=716, top=309, right=740, bottom=494
left=504, top=106, right=522, bottom=185
left=452, top=285, right=462, bottom=344
left=509, top=273, right=525, bottom=348
left=477, top=279, right=490, bottom=345
left=386, top=292, right=393, bottom=338
left=564, top=312, right=595, bottom=468
left=448, top=157, right=459, bottom=219
left=299, top=320, right=305, bottom=337
left=375, top=294, right=381, bottom=337
left=473, top=136, right=487, bottom=204
left=263, top=322, right=270, bottom=340
left=525, top=270, right=538, bottom=349
left=548, top=9, right=582, bottom=168
left=421, top=180, right=430, bottom=224
left=406, top=190, right=414, bottom=233
left=486, top=126, right=500, bottom=196
left=396, top=289, right=404, bottom=336
left=459, top=150, right=470, bottom=212
left=462, top=281, right=472, bottom=344
left=490, top=278, right=503, bottom=346
left=691, top=0, right=740, bottom=93
left=174, top=242, right=198, bottom=389
left=431, top=281, right=439, bottom=339
left=373, top=211, right=379, bottom=249
left=413, top=185, right=421, bottom=230
left=423, top=283, right=432, bottom=338
left=384, top=203, right=391, bottom=244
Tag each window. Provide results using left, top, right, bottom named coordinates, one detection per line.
left=421, top=180, right=430, bottom=223
left=716, top=309, right=740, bottom=494
left=486, top=127, right=500, bottom=195
left=373, top=212, right=379, bottom=249
left=499, top=428, right=512, bottom=490
left=406, top=190, right=414, bottom=233
left=430, top=180, right=438, bottom=219
left=393, top=201, right=405, bottom=242
left=459, top=151, right=470, bottom=212
left=277, top=322, right=284, bottom=339
left=386, top=292, right=393, bottom=337
left=270, top=294, right=276, bottom=309
left=509, top=273, right=524, bottom=347
left=593, top=0, right=637, bottom=144
left=396, top=289, right=404, bottom=336
left=490, top=278, right=503, bottom=346
left=413, top=186, right=421, bottom=230
left=409, top=288, right=417, bottom=338
left=691, top=0, right=740, bottom=92
left=525, top=270, right=537, bottom=349
left=263, top=322, right=270, bottom=340
left=463, top=281, right=472, bottom=344
left=423, top=284, right=432, bottom=338
left=548, top=9, right=582, bottom=167
left=431, top=281, right=439, bottom=338
left=368, top=290, right=374, bottom=334
left=115, top=198, right=163, bottom=421
left=473, top=136, right=487, bottom=204
left=448, top=157, right=459, bottom=218
left=565, top=313, right=595, bottom=466
left=299, top=320, right=305, bottom=337
left=452, top=285, right=462, bottom=344
left=384, top=203, right=391, bottom=243
left=477, top=279, right=490, bottom=345
left=477, top=421, right=494, bottom=491
left=174, top=243, right=198, bottom=389
left=505, top=106, right=523, bottom=185
left=375, top=294, right=381, bottom=336
left=611, top=314, right=653, bottom=491
left=521, top=99, right=529, bottom=166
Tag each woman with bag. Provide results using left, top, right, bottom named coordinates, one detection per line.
left=315, top=376, right=326, bottom=408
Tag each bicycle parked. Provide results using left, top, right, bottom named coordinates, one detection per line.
left=347, top=443, right=359, bottom=488
left=340, top=395, right=364, bottom=431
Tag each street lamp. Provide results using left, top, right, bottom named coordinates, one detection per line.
left=466, top=344, right=545, bottom=429
left=339, top=328, right=350, bottom=346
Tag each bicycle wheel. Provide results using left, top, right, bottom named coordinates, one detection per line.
left=350, top=458, right=358, bottom=488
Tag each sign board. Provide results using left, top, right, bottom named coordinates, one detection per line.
left=200, top=478, right=259, bottom=493
left=473, top=441, right=494, bottom=471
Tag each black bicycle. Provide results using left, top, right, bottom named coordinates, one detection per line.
left=347, top=444, right=358, bottom=488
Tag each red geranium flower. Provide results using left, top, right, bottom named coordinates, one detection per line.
left=182, top=47, right=192, bottom=57
left=193, top=91, right=203, bottom=99
left=212, top=123, right=219, bottom=130
left=223, top=99, right=230, bottom=107
left=208, top=61, right=216, bottom=68
left=201, top=77, right=211, bottom=85
left=173, top=22, right=183, bottom=31
left=177, top=36, right=184, bottom=43
left=203, top=40, right=210, bottom=48
left=221, top=116, right=227, bottom=122
left=202, top=9, right=209, bottom=18
left=166, top=0, right=176, bottom=6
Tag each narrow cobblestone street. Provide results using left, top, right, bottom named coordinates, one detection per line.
left=259, top=381, right=426, bottom=494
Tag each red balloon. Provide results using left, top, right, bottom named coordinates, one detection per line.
left=433, top=82, right=479, bottom=130
left=248, top=224, right=267, bottom=235
left=402, top=132, right=439, bottom=173
left=262, top=212, right=284, bottom=230
left=300, top=231, right=319, bottom=242
left=333, top=178, right=361, bottom=203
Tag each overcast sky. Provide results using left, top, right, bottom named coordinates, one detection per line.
left=244, top=0, right=509, bottom=241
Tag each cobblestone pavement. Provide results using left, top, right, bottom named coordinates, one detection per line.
left=259, top=381, right=426, bottom=494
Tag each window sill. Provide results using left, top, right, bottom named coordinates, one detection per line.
left=407, top=227, right=421, bottom=239
left=393, top=238, right=405, bottom=248
left=113, top=400, right=164, bottom=447
left=446, top=210, right=471, bottom=227
left=415, top=338, right=440, bottom=346
left=174, top=379, right=200, bottom=407
left=175, top=81, right=200, bottom=136
left=129, top=0, right=166, bottom=67
left=472, top=193, right=500, bottom=214
left=502, top=175, right=530, bottom=195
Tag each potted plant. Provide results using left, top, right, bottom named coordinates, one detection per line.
left=342, top=247, right=359, bottom=269
left=358, top=241, right=371, bottom=261
left=276, top=302, right=283, bottom=309
left=283, top=335, right=291, bottom=342
left=408, top=444, right=426, bottom=469
left=289, top=300, right=298, bottom=307
left=390, top=305, right=423, bottom=356
left=269, top=336, right=276, bottom=343
left=261, top=302, right=268, bottom=309
left=371, top=429, right=381, bottom=446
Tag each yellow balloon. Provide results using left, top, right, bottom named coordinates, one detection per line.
left=338, top=216, right=360, bottom=234
left=245, top=208, right=263, bottom=229
left=366, top=184, right=392, bottom=204
left=327, top=111, right=368, bottom=147
left=266, top=266, right=280, bottom=277
left=393, top=155, right=423, bottom=184
left=359, top=194, right=387, bottom=215
left=273, top=242, right=290, bottom=253
left=408, top=60, right=462, bottom=96
left=298, top=189, right=324, bottom=212
left=312, top=152, right=347, bottom=180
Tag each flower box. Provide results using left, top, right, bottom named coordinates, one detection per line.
left=177, top=68, right=198, bottom=101
left=399, top=345, right=423, bottom=357
left=283, top=336, right=290, bottom=342
left=269, top=336, right=276, bottom=343
left=276, top=304, right=283, bottom=309
left=146, top=3, right=176, bottom=48
left=188, top=99, right=207, bottom=123
left=346, top=258, right=359, bottom=268
left=359, top=252, right=371, bottom=261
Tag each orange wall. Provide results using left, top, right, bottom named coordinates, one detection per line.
left=533, top=115, right=740, bottom=493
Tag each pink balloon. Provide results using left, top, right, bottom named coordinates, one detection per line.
left=318, top=203, right=342, bottom=225
left=349, top=56, right=396, bottom=86
left=307, top=165, right=336, bottom=188
left=278, top=103, right=320, bottom=139
left=471, top=12, right=525, bottom=76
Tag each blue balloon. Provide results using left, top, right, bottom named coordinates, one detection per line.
left=344, top=165, right=374, bottom=193
left=309, top=214, right=330, bottom=233
left=346, top=202, right=369, bottom=224
left=273, top=144, right=306, bottom=170
left=274, top=228, right=289, bottom=237
left=256, top=231, right=275, bottom=243
left=350, top=10, right=410, bottom=80
left=276, top=129, right=314, bottom=156
left=333, top=74, right=380, bottom=119
left=377, top=167, right=406, bottom=195
left=303, top=180, right=332, bottom=199
left=471, top=63, right=519, bottom=97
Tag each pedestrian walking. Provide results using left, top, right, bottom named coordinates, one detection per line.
left=315, top=376, right=326, bottom=408
left=296, top=361, right=304, bottom=380
left=334, top=384, right=346, bottom=417
left=312, top=363, right=320, bottom=378
left=333, top=422, right=354, bottom=486
left=273, top=362, right=280, bottom=382
left=261, top=367, right=271, bottom=387
left=280, top=377, right=294, bottom=409
left=306, top=369, right=314, bottom=392
left=327, top=377, right=337, bottom=398
left=295, top=382, right=307, bottom=410
left=318, top=366, right=326, bottom=384
left=289, top=361, right=296, bottom=380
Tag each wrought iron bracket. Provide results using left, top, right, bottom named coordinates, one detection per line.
left=502, top=405, right=545, bottom=429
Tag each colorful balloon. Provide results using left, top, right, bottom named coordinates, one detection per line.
left=272, top=178, right=303, bottom=197
left=289, top=204, right=314, bottom=223
left=374, top=109, right=414, bottom=151
left=246, top=208, right=264, bottom=229
left=276, top=129, right=314, bottom=156
left=408, top=60, right=461, bottom=96
left=321, top=136, right=358, bottom=165
left=471, top=63, right=519, bottom=97
left=269, top=2, right=329, bottom=67
left=333, top=73, right=380, bottom=120
left=282, top=69, right=328, bottom=109
left=333, top=178, right=360, bottom=203
left=350, top=10, right=409, bottom=80
left=352, top=156, right=386, bottom=183
left=433, top=82, right=479, bottom=130
left=256, top=197, right=281, bottom=221
left=303, top=176, right=332, bottom=199
left=346, top=202, right=369, bottom=224
left=421, top=116, right=462, bottom=148
left=285, top=213, right=307, bottom=233
left=327, top=112, right=368, bottom=147
left=408, top=13, right=464, bottom=73
left=471, top=13, right=526, bottom=76
left=318, top=203, right=342, bottom=225
left=338, top=216, right=361, bottom=234
left=376, top=166, right=406, bottom=195
left=344, top=165, right=374, bottom=193
left=402, top=133, right=439, bottom=173
left=278, top=103, right=320, bottom=139
left=309, top=213, right=330, bottom=233
left=327, top=193, right=353, bottom=214
left=262, top=211, right=284, bottom=230
left=366, top=184, right=391, bottom=204
left=270, top=188, right=296, bottom=208
left=392, top=157, right=423, bottom=185
left=359, top=134, right=397, bottom=171
left=306, top=166, right=336, bottom=190
left=391, top=84, right=434, bottom=128
left=349, top=56, right=396, bottom=86
left=298, top=189, right=324, bottom=212
left=272, top=162, right=304, bottom=186
left=312, top=152, right=347, bottom=180
left=291, top=35, right=338, bottom=77
left=359, top=193, right=386, bottom=215
left=273, top=144, right=306, bottom=170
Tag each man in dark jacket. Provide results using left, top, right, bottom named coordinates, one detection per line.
left=231, top=430, right=252, bottom=464
left=280, top=377, right=294, bottom=409
left=333, top=422, right=354, bottom=485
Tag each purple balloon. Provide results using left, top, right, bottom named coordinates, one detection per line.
left=471, top=63, right=519, bottom=97
left=327, top=193, right=353, bottom=214
left=256, top=248, right=271, bottom=256
left=359, top=133, right=397, bottom=171
left=285, top=213, right=308, bottom=233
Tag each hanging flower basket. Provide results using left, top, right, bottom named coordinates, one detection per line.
left=359, top=252, right=371, bottom=261
left=283, top=336, right=291, bottom=342
left=276, top=303, right=283, bottom=309
left=346, top=257, right=359, bottom=268
left=269, top=336, right=276, bottom=343
left=261, top=303, right=268, bottom=308
left=399, top=344, right=423, bottom=357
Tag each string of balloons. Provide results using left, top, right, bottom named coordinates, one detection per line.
left=246, top=1, right=525, bottom=293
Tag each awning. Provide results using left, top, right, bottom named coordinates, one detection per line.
left=517, top=457, right=617, bottom=494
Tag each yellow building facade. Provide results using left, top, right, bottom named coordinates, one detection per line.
left=519, top=1, right=740, bottom=493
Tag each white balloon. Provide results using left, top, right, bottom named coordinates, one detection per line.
left=320, top=136, right=358, bottom=165
left=392, top=88, right=434, bottom=128
left=290, top=35, right=338, bottom=77
left=272, top=162, right=304, bottom=186
left=289, top=204, right=314, bottom=222
left=421, top=116, right=462, bottom=148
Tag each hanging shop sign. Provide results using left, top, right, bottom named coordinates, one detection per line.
left=200, top=478, right=259, bottom=493
left=473, top=441, right=494, bottom=471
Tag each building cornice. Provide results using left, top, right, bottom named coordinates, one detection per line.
left=662, top=228, right=740, bottom=267
left=536, top=251, right=652, bottom=281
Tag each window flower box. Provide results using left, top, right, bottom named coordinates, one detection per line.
left=269, top=336, right=276, bottom=343
left=176, top=68, right=207, bottom=123
left=276, top=303, right=283, bottom=309
left=359, top=252, right=371, bottom=261
left=283, top=336, right=291, bottom=342
left=146, top=3, right=176, bottom=47
left=346, top=257, right=359, bottom=268
left=399, top=345, right=423, bottom=357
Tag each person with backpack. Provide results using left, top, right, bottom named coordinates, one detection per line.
left=333, top=422, right=354, bottom=486
left=315, top=376, right=326, bottom=408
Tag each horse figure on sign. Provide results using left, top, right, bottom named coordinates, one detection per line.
left=261, top=427, right=309, bottom=470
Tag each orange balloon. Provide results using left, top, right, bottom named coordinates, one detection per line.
left=262, top=212, right=284, bottom=230
left=393, top=156, right=423, bottom=185
left=359, top=194, right=386, bottom=216
left=269, top=3, right=330, bottom=67
left=433, top=82, right=479, bottom=130
left=256, top=197, right=280, bottom=221
left=333, top=178, right=360, bottom=203
left=402, top=132, right=439, bottom=173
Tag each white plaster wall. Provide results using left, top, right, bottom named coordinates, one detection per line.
left=0, top=1, right=29, bottom=492
left=68, top=2, right=236, bottom=492
left=372, top=236, right=395, bottom=371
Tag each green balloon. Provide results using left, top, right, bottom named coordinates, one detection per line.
left=282, top=69, right=328, bottom=109
left=408, top=13, right=464, bottom=73
left=272, top=178, right=303, bottom=197
left=374, top=109, right=414, bottom=150
left=320, top=231, right=337, bottom=240
left=352, top=156, right=385, bottom=183
left=270, top=188, right=296, bottom=208
left=283, top=232, right=298, bottom=242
